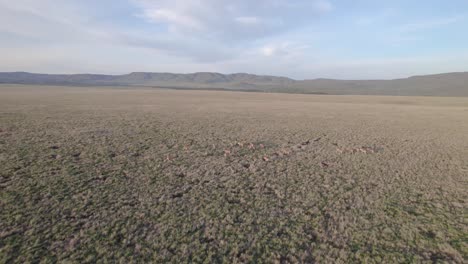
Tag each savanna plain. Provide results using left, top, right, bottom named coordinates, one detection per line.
left=0, top=85, right=467, bottom=263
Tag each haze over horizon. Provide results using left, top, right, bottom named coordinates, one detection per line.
left=1, top=0, right=468, bottom=79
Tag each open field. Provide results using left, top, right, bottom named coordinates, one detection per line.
left=1, top=85, right=467, bottom=263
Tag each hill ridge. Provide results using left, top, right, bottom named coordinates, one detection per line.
left=0, top=71, right=467, bottom=96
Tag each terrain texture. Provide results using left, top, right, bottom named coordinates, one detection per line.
left=1, top=71, right=468, bottom=96
left=1, top=85, right=467, bottom=263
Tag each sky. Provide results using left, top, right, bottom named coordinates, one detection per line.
left=0, top=0, right=467, bottom=80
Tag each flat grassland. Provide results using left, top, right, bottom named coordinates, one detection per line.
left=1, top=85, right=467, bottom=263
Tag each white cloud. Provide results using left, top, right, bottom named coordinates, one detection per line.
left=260, top=46, right=277, bottom=56
left=124, top=0, right=331, bottom=63
left=142, top=8, right=204, bottom=30
left=133, top=0, right=333, bottom=40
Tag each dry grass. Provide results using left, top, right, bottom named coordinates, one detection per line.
left=1, top=85, right=467, bottom=263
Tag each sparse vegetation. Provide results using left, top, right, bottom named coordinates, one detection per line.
left=1, top=85, right=467, bottom=263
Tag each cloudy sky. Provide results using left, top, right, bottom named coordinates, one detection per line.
left=1, top=0, right=467, bottom=79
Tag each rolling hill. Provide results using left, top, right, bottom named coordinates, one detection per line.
left=0, top=71, right=467, bottom=96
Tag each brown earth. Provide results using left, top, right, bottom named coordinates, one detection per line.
left=1, top=85, right=467, bottom=263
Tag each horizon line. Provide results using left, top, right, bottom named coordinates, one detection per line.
left=1, top=70, right=467, bottom=82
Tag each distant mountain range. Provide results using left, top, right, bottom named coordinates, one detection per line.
left=1, top=71, right=468, bottom=96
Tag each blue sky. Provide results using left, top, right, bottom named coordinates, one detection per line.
left=0, top=0, right=467, bottom=79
